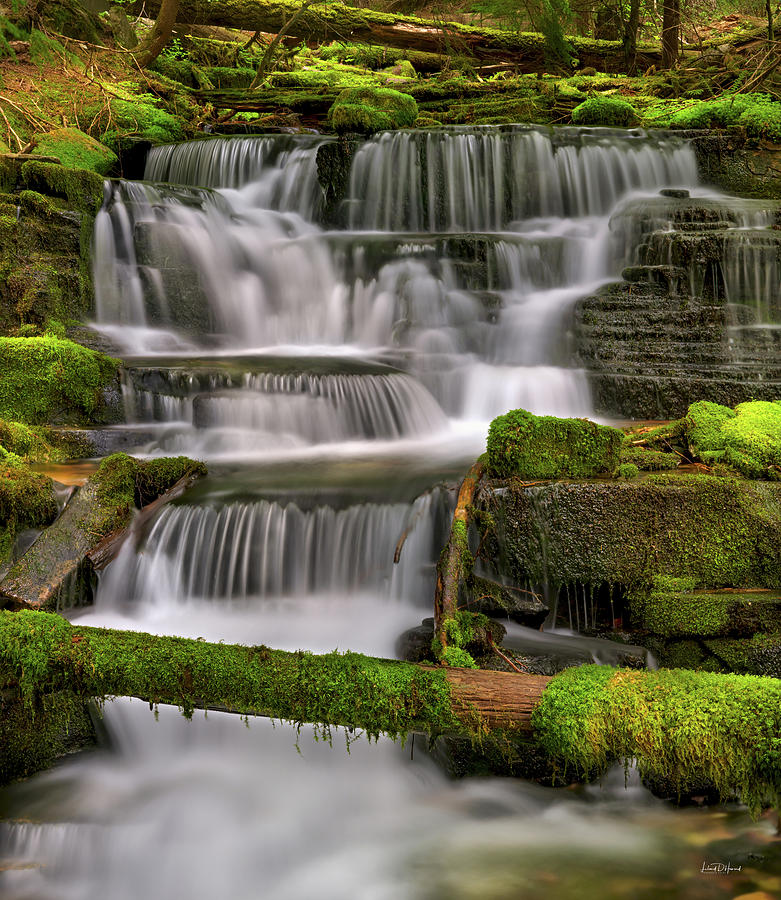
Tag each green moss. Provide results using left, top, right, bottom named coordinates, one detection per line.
left=34, top=128, right=118, bottom=176
left=0, top=420, right=61, bottom=461
left=705, top=632, right=781, bottom=677
left=493, top=475, right=781, bottom=589
left=686, top=400, right=781, bottom=479
left=92, top=453, right=208, bottom=534
left=619, top=447, right=680, bottom=471
left=0, top=689, right=96, bottom=783
left=532, top=664, right=781, bottom=815
left=615, top=462, right=639, bottom=479
left=628, top=576, right=781, bottom=637
left=0, top=337, right=119, bottom=425
left=571, top=96, right=638, bottom=127
left=0, top=610, right=463, bottom=740
left=0, top=456, right=57, bottom=563
left=649, top=93, right=781, bottom=143
left=19, top=160, right=104, bottom=214
left=328, top=87, right=418, bottom=135
left=486, top=409, right=623, bottom=480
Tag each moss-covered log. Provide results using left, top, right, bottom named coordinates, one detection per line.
left=135, top=0, right=663, bottom=72
left=0, top=454, right=207, bottom=612
left=3, top=610, right=781, bottom=812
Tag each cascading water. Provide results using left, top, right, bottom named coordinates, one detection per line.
left=6, top=125, right=758, bottom=900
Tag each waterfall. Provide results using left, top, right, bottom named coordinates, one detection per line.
left=98, top=491, right=446, bottom=607
left=347, top=127, right=698, bottom=232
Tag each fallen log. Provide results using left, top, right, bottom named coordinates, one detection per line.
left=134, top=0, right=664, bottom=72
left=0, top=454, right=206, bottom=612
left=2, top=609, right=781, bottom=812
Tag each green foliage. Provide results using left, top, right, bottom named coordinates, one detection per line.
left=532, top=664, right=781, bottom=816
left=0, top=336, right=119, bottom=425
left=328, top=87, right=418, bottom=135
left=486, top=409, right=623, bottom=479
left=686, top=400, right=781, bottom=479
left=34, top=128, right=118, bottom=176
left=0, top=610, right=463, bottom=740
left=572, top=95, right=638, bottom=126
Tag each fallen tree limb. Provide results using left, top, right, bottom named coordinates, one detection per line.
left=134, top=0, right=664, bottom=71
left=2, top=609, right=781, bottom=813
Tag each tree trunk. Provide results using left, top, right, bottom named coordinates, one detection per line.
left=767, top=0, right=775, bottom=43
left=661, top=0, right=680, bottom=69
left=136, top=0, right=181, bottom=68
left=622, top=0, right=641, bottom=72
left=133, top=0, right=663, bottom=72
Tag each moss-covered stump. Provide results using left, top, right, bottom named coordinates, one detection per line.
left=0, top=159, right=105, bottom=333
left=486, top=408, right=623, bottom=479
left=0, top=688, right=97, bottom=783
left=532, top=664, right=781, bottom=815
left=628, top=576, right=781, bottom=638
left=0, top=454, right=207, bottom=612
left=483, top=474, right=781, bottom=590
left=0, top=337, right=121, bottom=425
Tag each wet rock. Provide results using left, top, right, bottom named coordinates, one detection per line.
left=660, top=188, right=689, bottom=198
left=396, top=617, right=435, bottom=662
left=465, top=575, right=548, bottom=627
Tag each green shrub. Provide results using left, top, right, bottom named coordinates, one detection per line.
left=328, top=87, right=418, bottom=135
left=486, top=408, right=623, bottom=479
left=572, top=96, right=638, bottom=127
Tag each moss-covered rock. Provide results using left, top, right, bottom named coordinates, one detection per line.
left=572, top=96, right=638, bottom=126
left=686, top=399, right=781, bottom=479
left=485, top=474, right=781, bottom=589
left=0, top=455, right=58, bottom=564
left=34, top=127, right=118, bottom=175
left=328, top=86, right=418, bottom=135
left=486, top=409, right=623, bottom=480
left=0, top=337, right=121, bottom=425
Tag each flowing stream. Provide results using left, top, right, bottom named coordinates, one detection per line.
left=2, top=126, right=778, bottom=898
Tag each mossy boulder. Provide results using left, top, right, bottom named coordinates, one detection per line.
left=34, top=127, right=118, bottom=176
left=0, top=337, right=121, bottom=425
left=328, top=86, right=418, bottom=135
left=686, top=399, right=781, bottom=479
left=486, top=409, right=623, bottom=480
left=572, top=96, right=638, bottom=127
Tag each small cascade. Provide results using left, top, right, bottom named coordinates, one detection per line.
left=347, top=127, right=698, bottom=232
left=145, top=135, right=326, bottom=214
left=98, top=490, right=445, bottom=608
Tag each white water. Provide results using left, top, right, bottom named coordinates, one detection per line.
left=7, top=126, right=757, bottom=900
